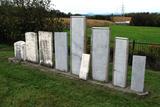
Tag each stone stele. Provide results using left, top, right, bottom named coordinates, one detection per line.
left=54, top=32, right=68, bottom=72
left=38, top=31, right=53, bottom=67
left=25, top=32, right=38, bottom=63
left=91, top=27, right=110, bottom=82
left=14, top=41, right=26, bottom=61
left=113, top=37, right=129, bottom=88
left=131, top=55, right=146, bottom=92
left=70, top=16, right=86, bottom=75
left=79, top=54, right=90, bottom=80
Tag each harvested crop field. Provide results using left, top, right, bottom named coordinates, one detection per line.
left=62, top=18, right=113, bottom=27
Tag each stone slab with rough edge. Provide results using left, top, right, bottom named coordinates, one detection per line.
left=79, top=54, right=90, bottom=80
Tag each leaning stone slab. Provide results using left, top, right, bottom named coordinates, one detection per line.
left=71, top=16, right=86, bottom=75
left=91, top=27, right=110, bottom=82
left=131, top=55, right=146, bottom=92
left=14, top=41, right=26, bottom=60
left=113, top=37, right=129, bottom=88
left=38, top=31, right=53, bottom=67
left=79, top=54, right=90, bottom=80
left=54, top=32, right=68, bottom=72
left=25, top=32, right=38, bottom=63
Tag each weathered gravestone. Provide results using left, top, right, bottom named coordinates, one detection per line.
left=14, top=41, right=26, bottom=60
left=71, top=16, right=86, bottom=75
left=131, top=55, right=146, bottom=92
left=25, top=32, right=38, bottom=63
left=38, top=31, right=53, bottom=67
left=79, top=54, right=90, bottom=80
left=113, top=37, right=129, bottom=88
left=54, top=32, right=68, bottom=71
left=91, top=27, right=110, bottom=82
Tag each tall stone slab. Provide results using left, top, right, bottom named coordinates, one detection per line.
left=54, top=32, right=68, bottom=71
left=131, top=55, right=146, bottom=92
left=79, top=54, right=90, bottom=80
left=91, top=27, right=110, bottom=82
left=38, top=31, right=53, bottom=67
left=113, top=37, right=129, bottom=88
left=25, top=32, right=38, bottom=63
left=71, top=16, right=86, bottom=75
left=14, top=41, right=26, bottom=60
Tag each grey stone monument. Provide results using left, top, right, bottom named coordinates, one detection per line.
left=25, top=32, right=38, bottom=63
left=38, top=31, right=53, bottom=67
left=79, top=54, right=90, bottom=80
left=14, top=41, right=26, bottom=60
left=54, top=32, right=68, bottom=71
left=113, top=37, right=129, bottom=88
left=91, top=27, right=110, bottom=82
left=71, top=16, right=86, bottom=75
left=131, top=55, right=146, bottom=92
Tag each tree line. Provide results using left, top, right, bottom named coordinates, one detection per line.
left=126, top=13, right=160, bottom=27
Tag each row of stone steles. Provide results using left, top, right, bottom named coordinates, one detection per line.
left=14, top=16, right=147, bottom=94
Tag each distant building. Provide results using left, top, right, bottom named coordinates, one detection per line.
left=111, top=16, right=132, bottom=25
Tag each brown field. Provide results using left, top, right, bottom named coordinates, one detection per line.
left=62, top=18, right=113, bottom=27
left=111, top=16, right=132, bottom=22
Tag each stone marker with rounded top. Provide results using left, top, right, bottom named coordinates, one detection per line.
left=131, top=55, right=146, bottom=92
left=38, top=31, right=53, bottom=67
left=25, top=32, right=38, bottom=63
left=71, top=16, right=86, bottom=75
left=54, top=32, right=68, bottom=72
left=79, top=54, right=90, bottom=80
left=113, top=37, right=129, bottom=88
left=14, top=41, right=26, bottom=60
left=91, top=27, right=110, bottom=82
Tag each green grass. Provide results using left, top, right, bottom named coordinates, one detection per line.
left=110, top=25, right=160, bottom=43
left=66, top=25, right=160, bottom=55
left=0, top=44, right=160, bottom=107
left=66, top=25, right=160, bottom=43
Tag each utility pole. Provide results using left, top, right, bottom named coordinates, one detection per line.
left=121, top=0, right=125, bottom=16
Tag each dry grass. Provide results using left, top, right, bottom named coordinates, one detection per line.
left=111, top=16, right=132, bottom=22
left=62, top=18, right=113, bottom=27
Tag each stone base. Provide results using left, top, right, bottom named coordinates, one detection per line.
left=8, top=57, right=149, bottom=96
left=8, top=57, right=22, bottom=64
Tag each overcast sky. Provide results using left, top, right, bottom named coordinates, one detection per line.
left=52, top=0, right=160, bottom=14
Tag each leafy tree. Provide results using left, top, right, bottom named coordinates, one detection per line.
left=0, top=0, right=64, bottom=44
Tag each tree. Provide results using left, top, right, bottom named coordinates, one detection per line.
left=0, top=0, right=64, bottom=44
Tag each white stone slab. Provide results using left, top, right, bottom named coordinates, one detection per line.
left=79, top=54, right=90, bottom=80
left=14, top=41, right=26, bottom=60
left=71, top=16, right=86, bottom=75
left=113, top=37, right=129, bottom=88
left=38, top=31, right=53, bottom=67
left=91, top=27, right=110, bottom=82
left=25, top=32, right=38, bottom=63
left=131, top=55, right=146, bottom=92
left=54, top=32, right=68, bottom=72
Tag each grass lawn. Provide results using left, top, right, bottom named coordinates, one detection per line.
left=65, top=25, right=160, bottom=43
left=110, top=25, right=160, bottom=43
left=0, top=44, right=160, bottom=107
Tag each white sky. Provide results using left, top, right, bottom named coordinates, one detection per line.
left=51, top=0, right=160, bottom=14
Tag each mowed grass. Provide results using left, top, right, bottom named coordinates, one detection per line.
left=66, top=25, right=160, bottom=43
left=0, top=44, right=160, bottom=107
left=111, top=25, right=160, bottom=43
